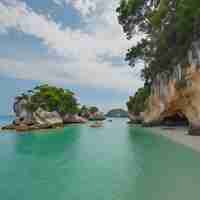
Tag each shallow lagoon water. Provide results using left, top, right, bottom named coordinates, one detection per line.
left=0, top=117, right=200, bottom=200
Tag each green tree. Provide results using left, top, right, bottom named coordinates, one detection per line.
left=117, top=0, right=200, bottom=83
left=89, top=106, right=99, bottom=114
left=127, top=84, right=150, bottom=115
left=20, top=84, right=78, bottom=115
left=79, top=105, right=90, bottom=118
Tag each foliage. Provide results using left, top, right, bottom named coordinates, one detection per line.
left=79, top=105, right=90, bottom=118
left=79, top=105, right=101, bottom=118
left=89, top=106, right=99, bottom=114
left=19, top=84, right=79, bottom=115
left=126, top=84, right=150, bottom=115
left=117, top=0, right=200, bottom=83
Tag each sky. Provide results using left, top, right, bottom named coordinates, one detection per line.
left=0, top=0, right=143, bottom=115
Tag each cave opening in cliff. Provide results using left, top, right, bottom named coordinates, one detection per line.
left=161, top=113, right=189, bottom=127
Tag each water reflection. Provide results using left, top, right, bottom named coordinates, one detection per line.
left=14, top=125, right=82, bottom=157
left=128, top=126, right=200, bottom=200
left=1, top=120, right=200, bottom=200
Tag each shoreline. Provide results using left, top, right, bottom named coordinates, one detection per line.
left=148, top=126, right=200, bottom=152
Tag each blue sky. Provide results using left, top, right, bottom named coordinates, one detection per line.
left=0, top=0, right=143, bottom=114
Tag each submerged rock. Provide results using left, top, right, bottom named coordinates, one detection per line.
left=15, top=124, right=31, bottom=132
left=90, top=121, right=103, bottom=128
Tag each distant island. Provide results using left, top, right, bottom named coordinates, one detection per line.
left=106, top=109, right=128, bottom=118
left=2, top=85, right=105, bottom=132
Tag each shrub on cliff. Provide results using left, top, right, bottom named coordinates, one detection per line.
left=127, top=85, right=150, bottom=115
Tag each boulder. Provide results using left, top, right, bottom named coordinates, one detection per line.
left=33, top=108, right=63, bottom=128
left=128, top=113, right=143, bottom=124
left=63, top=114, right=87, bottom=124
left=188, top=125, right=200, bottom=136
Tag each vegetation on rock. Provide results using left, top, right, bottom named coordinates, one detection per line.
left=117, top=0, right=200, bottom=115
left=17, top=84, right=79, bottom=116
left=89, top=106, right=99, bottom=114
left=117, top=0, right=200, bottom=83
left=126, top=84, right=150, bottom=115
left=79, top=105, right=105, bottom=121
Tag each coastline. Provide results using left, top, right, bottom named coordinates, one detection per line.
left=148, top=126, right=200, bottom=152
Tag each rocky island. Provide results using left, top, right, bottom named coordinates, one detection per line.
left=2, top=85, right=105, bottom=132
left=106, top=109, right=128, bottom=118
left=79, top=105, right=106, bottom=121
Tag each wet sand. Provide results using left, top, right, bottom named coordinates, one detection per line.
left=149, top=126, right=200, bottom=152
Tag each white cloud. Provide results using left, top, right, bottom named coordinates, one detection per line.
left=67, top=0, right=96, bottom=16
left=53, top=0, right=64, bottom=6
left=53, top=0, right=99, bottom=16
left=0, top=0, right=143, bottom=94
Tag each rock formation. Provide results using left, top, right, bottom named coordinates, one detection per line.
left=88, top=112, right=106, bottom=121
left=63, top=114, right=87, bottom=124
left=33, top=108, right=63, bottom=128
left=79, top=106, right=106, bottom=121
left=3, top=97, right=87, bottom=132
left=128, top=113, right=143, bottom=124
left=143, top=41, right=200, bottom=134
left=13, top=97, right=33, bottom=125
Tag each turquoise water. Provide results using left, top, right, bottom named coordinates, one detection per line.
left=0, top=117, right=200, bottom=200
left=0, top=115, right=14, bottom=126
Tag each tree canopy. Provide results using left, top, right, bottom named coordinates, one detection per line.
left=117, top=0, right=200, bottom=83
left=79, top=105, right=100, bottom=118
left=126, top=84, right=150, bottom=115
left=18, top=84, right=79, bottom=115
left=117, top=0, right=200, bottom=114
left=89, top=106, right=99, bottom=114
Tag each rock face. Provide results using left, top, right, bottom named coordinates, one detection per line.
left=14, top=97, right=33, bottom=125
left=63, top=114, right=87, bottom=124
left=144, top=41, right=200, bottom=134
left=33, top=108, right=63, bottom=128
left=128, top=113, right=143, bottom=124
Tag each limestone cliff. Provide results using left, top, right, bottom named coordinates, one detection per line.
left=143, top=41, right=200, bottom=134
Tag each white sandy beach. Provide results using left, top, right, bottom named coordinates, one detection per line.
left=149, top=126, right=200, bottom=152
